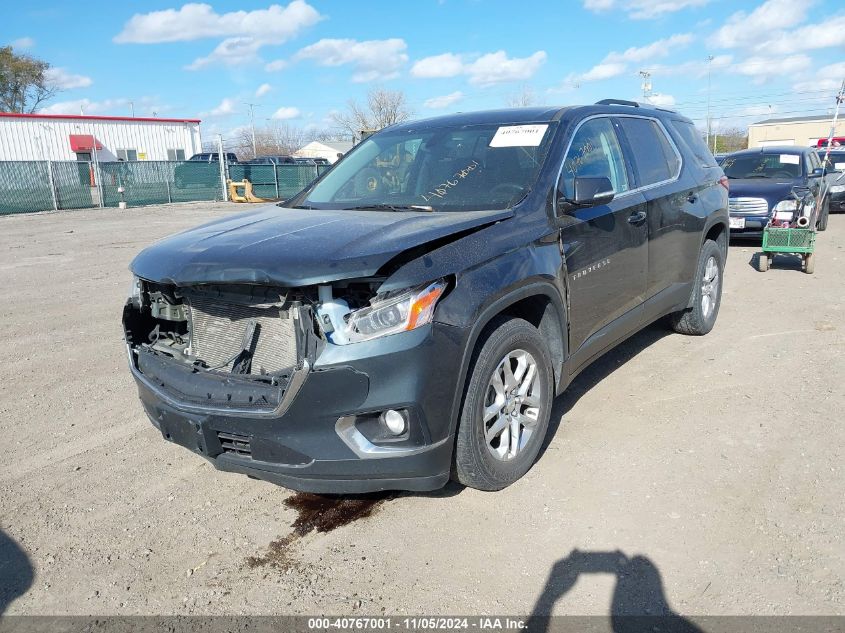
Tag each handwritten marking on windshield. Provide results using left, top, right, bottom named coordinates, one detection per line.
left=420, top=159, right=480, bottom=203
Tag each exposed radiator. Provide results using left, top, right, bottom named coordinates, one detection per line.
left=186, top=296, right=297, bottom=374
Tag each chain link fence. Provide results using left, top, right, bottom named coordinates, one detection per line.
left=0, top=159, right=330, bottom=215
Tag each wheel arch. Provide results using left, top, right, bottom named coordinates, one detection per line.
left=703, top=219, right=728, bottom=257
left=445, top=281, right=568, bottom=438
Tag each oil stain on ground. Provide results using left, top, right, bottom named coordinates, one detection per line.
left=245, top=492, right=395, bottom=571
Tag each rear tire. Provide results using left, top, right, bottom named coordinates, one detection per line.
left=757, top=252, right=769, bottom=272
left=452, top=317, right=553, bottom=491
left=805, top=252, right=815, bottom=274
left=670, top=239, right=724, bottom=336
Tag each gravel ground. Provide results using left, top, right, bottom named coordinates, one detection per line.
left=0, top=201, right=842, bottom=617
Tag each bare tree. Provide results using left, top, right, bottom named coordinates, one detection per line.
left=712, top=126, right=748, bottom=153
left=0, top=46, right=58, bottom=113
left=330, top=87, right=413, bottom=139
left=505, top=85, right=536, bottom=108
left=231, top=123, right=314, bottom=159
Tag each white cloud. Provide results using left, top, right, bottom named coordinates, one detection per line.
left=114, top=0, right=322, bottom=44
left=11, top=37, right=35, bottom=49
left=793, top=61, right=845, bottom=93
left=411, top=50, right=546, bottom=86
left=186, top=37, right=263, bottom=70
left=584, top=0, right=710, bottom=19
left=40, top=96, right=166, bottom=116
left=44, top=67, right=93, bottom=90
left=255, top=83, right=272, bottom=98
left=424, top=91, right=464, bottom=109
left=411, top=53, right=464, bottom=78
left=753, top=14, right=845, bottom=55
left=573, top=33, right=692, bottom=85
left=644, top=93, right=675, bottom=107
left=647, top=54, right=732, bottom=78
left=201, top=98, right=238, bottom=117
left=465, top=51, right=547, bottom=86
left=295, top=38, right=408, bottom=82
left=711, top=0, right=810, bottom=49
left=265, top=59, right=288, bottom=72
left=580, top=62, right=628, bottom=82
left=604, top=33, right=693, bottom=63
left=271, top=106, right=300, bottom=120
left=731, top=54, right=812, bottom=84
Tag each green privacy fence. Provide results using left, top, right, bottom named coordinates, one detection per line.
left=0, top=160, right=330, bottom=215
left=228, top=163, right=329, bottom=200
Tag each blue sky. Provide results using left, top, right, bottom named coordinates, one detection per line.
left=4, top=0, right=845, bottom=139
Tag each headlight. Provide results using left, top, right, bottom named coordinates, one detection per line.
left=128, top=275, right=142, bottom=307
left=340, top=279, right=447, bottom=344
left=830, top=184, right=845, bottom=193
left=773, top=199, right=799, bottom=212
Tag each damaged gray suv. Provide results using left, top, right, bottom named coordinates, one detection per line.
left=124, top=100, right=729, bottom=493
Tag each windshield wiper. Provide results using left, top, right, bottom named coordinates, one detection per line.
left=745, top=174, right=771, bottom=178
left=343, top=204, right=435, bottom=212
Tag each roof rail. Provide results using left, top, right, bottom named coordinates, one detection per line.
left=595, top=99, right=640, bottom=107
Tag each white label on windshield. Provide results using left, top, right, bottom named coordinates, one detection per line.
left=779, top=154, right=800, bottom=164
left=835, top=162, right=845, bottom=169
left=490, top=124, right=549, bottom=147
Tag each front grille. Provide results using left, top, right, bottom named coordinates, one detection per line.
left=729, top=196, right=769, bottom=215
left=218, top=431, right=252, bottom=457
left=186, top=296, right=297, bottom=374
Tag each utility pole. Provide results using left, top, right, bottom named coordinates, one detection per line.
left=129, top=101, right=135, bottom=117
left=820, top=80, right=845, bottom=195
left=706, top=55, right=714, bottom=149
left=639, top=70, right=652, bottom=102
left=244, top=102, right=258, bottom=158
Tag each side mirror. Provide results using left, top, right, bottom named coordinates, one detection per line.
left=810, top=167, right=825, bottom=178
left=559, top=177, right=615, bottom=212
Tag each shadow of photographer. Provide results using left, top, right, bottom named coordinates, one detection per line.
left=526, top=549, right=703, bottom=633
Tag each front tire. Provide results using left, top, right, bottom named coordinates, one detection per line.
left=452, top=317, right=554, bottom=491
left=817, top=197, right=829, bottom=231
left=670, top=239, right=724, bottom=335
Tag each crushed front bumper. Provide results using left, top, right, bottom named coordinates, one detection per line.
left=129, top=324, right=463, bottom=493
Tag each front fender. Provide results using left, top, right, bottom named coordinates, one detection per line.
left=430, top=240, right=569, bottom=436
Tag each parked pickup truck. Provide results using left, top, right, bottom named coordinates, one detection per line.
left=123, top=100, right=729, bottom=493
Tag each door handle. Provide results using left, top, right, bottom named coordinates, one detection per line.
left=627, top=211, right=647, bottom=224
left=687, top=193, right=698, bottom=203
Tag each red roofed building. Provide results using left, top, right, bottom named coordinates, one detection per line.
left=0, top=112, right=202, bottom=162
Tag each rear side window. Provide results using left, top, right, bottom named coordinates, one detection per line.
left=670, top=120, right=718, bottom=168
left=617, top=117, right=680, bottom=186
left=560, top=117, right=630, bottom=198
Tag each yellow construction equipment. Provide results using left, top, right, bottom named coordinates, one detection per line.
left=227, top=179, right=268, bottom=203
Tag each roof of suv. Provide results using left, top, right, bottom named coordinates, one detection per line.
left=387, top=101, right=685, bottom=132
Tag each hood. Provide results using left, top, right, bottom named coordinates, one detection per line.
left=131, top=205, right=513, bottom=287
left=728, top=178, right=803, bottom=205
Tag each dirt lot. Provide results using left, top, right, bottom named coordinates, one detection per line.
left=0, top=201, right=843, bottom=617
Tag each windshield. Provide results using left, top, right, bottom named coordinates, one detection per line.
left=819, top=152, right=845, bottom=170
left=298, top=122, right=556, bottom=211
left=722, top=153, right=802, bottom=179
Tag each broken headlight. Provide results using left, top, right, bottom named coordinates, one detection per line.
left=128, top=275, right=143, bottom=307
left=341, top=279, right=447, bottom=344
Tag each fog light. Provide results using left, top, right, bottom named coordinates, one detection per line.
left=382, top=409, right=407, bottom=435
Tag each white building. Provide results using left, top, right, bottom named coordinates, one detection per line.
left=0, top=113, right=202, bottom=162
left=294, top=140, right=354, bottom=164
